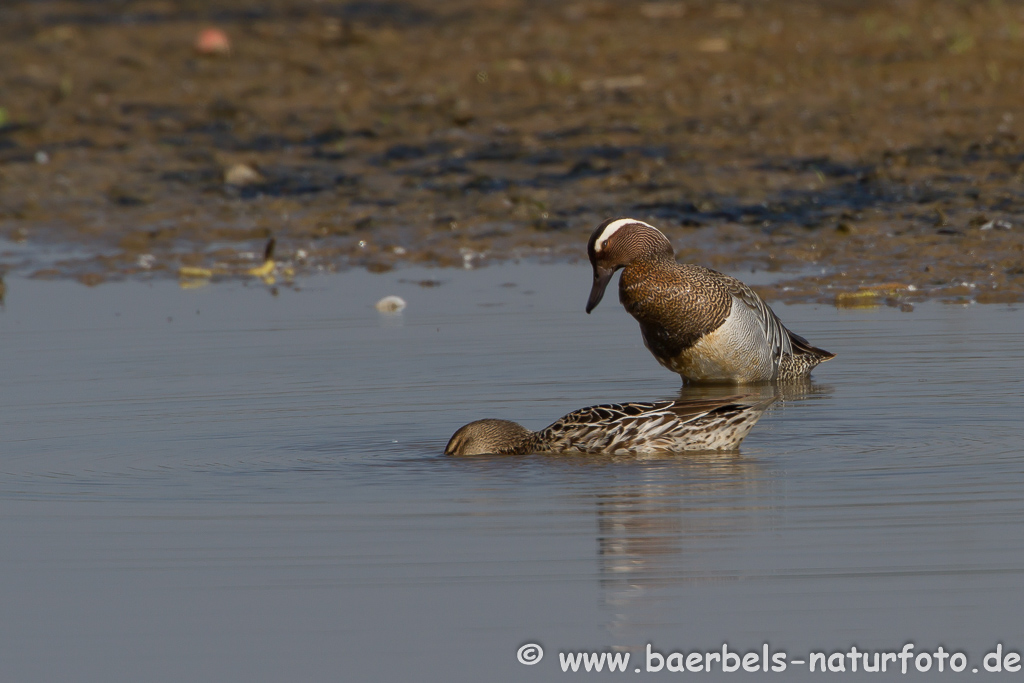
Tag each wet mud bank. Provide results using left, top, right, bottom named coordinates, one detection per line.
left=1, top=0, right=1023, bottom=305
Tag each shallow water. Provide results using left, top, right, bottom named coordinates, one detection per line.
left=0, top=263, right=1022, bottom=681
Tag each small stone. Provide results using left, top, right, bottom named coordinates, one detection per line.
left=196, top=28, right=231, bottom=55
left=224, top=163, right=262, bottom=186
left=375, top=295, right=407, bottom=313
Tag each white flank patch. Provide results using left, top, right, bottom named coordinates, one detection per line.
left=594, top=218, right=656, bottom=251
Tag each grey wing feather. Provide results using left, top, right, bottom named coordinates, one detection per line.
left=722, top=277, right=793, bottom=364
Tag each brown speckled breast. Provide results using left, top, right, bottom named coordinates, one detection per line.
left=619, top=256, right=732, bottom=360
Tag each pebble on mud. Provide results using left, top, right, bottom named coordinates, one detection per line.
left=224, top=163, right=262, bottom=186
left=195, top=28, right=231, bottom=55
left=375, top=295, right=407, bottom=313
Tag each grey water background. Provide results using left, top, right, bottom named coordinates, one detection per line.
left=0, top=261, right=1022, bottom=681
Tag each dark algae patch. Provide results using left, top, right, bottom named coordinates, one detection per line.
left=1, top=0, right=1023, bottom=303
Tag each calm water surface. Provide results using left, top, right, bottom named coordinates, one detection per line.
left=0, top=264, right=1021, bottom=681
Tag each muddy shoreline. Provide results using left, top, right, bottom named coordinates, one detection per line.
left=2, top=0, right=1023, bottom=305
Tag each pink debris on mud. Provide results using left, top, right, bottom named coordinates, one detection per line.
left=195, top=27, right=231, bottom=55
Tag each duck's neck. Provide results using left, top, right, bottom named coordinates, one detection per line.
left=502, top=431, right=542, bottom=455
left=630, top=227, right=675, bottom=261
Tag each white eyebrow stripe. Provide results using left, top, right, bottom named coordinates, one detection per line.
left=595, top=218, right=655, bottom=251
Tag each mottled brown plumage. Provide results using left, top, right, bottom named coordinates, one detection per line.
left=444, top=396, right=773, bottom=456
left=443, top=419, right=540, bottom=456
left=586, top=218, right=834, bottom=383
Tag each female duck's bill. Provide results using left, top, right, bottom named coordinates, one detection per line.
left=445, top=396, right=774, bottom=456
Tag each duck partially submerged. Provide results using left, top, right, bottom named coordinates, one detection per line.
left=445, top=396, right=774, bottom=456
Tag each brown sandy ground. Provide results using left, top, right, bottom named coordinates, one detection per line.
left=1, top=0, right=1023, bottom=306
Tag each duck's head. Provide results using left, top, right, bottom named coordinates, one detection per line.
left=586, top=218, right=674, bottom=313
left=444, top=419, right=536, bottom=455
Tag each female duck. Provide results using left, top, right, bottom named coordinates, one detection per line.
left=445, top=396, right=772, bottom=456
